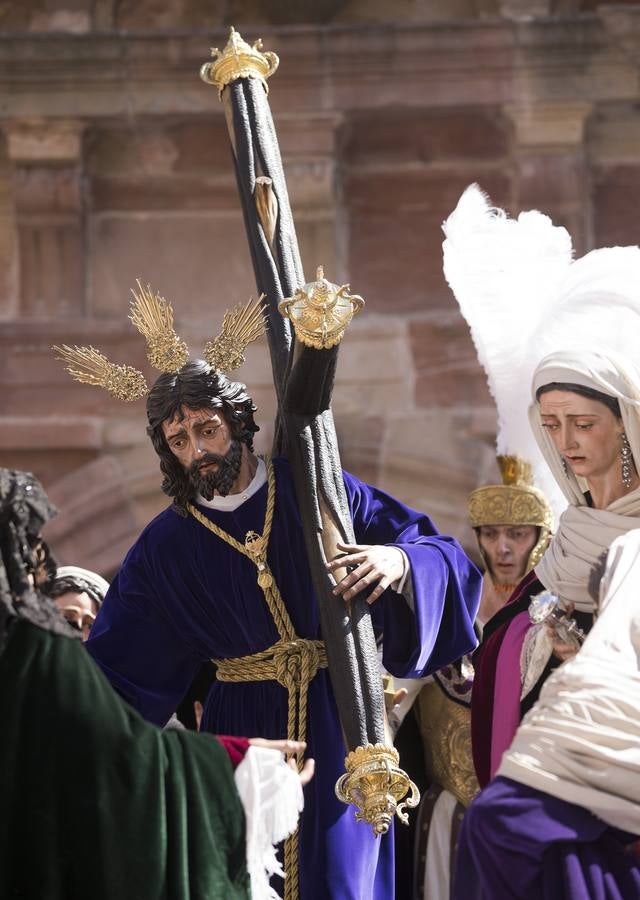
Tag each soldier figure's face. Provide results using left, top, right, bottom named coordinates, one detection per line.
left=477, top=524, right=538, bottom=585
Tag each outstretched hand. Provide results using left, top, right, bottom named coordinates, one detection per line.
left=249, top=737, right=315, bottom=786
left=326, top=541, right=405, bottom=605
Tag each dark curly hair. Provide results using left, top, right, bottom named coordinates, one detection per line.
left=146, top=360, right=259, bottom=516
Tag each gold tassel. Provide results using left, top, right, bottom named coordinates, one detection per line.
left=53, top=345, right=148, bottom=402
left=203, top=296, right=267, bottom=373
left=129, top=280, right=190, bottom=373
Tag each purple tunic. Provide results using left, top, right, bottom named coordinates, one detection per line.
left=87, top=458, right=481, bottom=899
left=454, top=777, right=640, bottom=900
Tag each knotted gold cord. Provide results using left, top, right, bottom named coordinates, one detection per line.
left=187, top=457, right=326, bottom=900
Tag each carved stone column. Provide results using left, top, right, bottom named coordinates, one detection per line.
left=504, top=101, right=592, bottom=253
left=5, top=118, right=86, bottom=317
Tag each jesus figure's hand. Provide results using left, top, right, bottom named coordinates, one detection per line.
left=327, top=541, right=405, bottom=605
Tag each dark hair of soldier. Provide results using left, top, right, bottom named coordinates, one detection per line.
left=146, top=359, right=260, bottom=516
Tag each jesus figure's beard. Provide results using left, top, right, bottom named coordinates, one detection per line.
left=188, top=440, right=243, bottom=499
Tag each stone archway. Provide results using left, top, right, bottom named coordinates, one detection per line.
left=43, top=454, right=163, bottom=579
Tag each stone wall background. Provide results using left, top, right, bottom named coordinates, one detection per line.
left=0, top=0, right=639, bottom=574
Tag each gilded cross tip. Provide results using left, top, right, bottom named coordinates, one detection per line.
left=199, top=26, right=279, bottom=98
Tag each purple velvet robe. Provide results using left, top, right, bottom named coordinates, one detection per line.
left=87, top=458, right=481, bottom=900
left=454, top=776, right=640, bottom=900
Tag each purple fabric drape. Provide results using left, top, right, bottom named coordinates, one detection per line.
left=471, top=571, right=540, bottom=787
left=454, top=776, right=640, bottom=900
left=489, top=611, right=531, bottom=779
left=88, top=458, right=481, bottom=900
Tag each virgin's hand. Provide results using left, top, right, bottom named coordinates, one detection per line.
left=550, top=638, right=579, bottom=663
left=546, top=603, right=580, bottom=662
left=326, top=541, right=405, bottom=604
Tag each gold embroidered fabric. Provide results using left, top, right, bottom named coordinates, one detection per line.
left=415, top=682, right=479, bottom=809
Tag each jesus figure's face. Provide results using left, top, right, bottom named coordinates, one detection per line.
left=161, top=405, right=243, bottom=498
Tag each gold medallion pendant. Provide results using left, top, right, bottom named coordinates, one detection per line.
left=257, top=568, right=273, bottom=589
left=244, top=530, right=273, bottom=588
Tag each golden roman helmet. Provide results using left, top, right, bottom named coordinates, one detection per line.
left=53, top=281, right=266, bottom=401
left=468, top=455, right=553, bottom=573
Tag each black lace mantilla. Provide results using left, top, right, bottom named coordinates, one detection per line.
left=0, top=468, right=80, bottom=646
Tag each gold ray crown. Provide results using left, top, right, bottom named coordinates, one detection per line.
left=204, top=295, right=267, bottom=373
left=53, top=282, right=267, bottom=403
left=53, top=345, right=149, bottom=403
left=129, top=280, right=190, bottom=373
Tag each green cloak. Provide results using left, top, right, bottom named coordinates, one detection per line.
left=0, top=618, right=250, bottom=900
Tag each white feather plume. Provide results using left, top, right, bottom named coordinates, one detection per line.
left=531, top=245, right=640, bottom=367
left=442, top=184, right=573, bottom=521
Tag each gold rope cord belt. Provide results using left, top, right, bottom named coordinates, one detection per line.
left=187, top=456, right=325, bottom=900
left=214, top=638, right=327, bottom=750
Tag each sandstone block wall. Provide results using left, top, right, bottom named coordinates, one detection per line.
left=0, top=1, right=639, bottom=573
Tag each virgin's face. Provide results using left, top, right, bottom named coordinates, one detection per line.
left=539, top=390, right=624, bottom=484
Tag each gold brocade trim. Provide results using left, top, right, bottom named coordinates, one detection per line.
left=187, top=457, right=320, bottom=900
left=415, top=682, right=479, bottom=808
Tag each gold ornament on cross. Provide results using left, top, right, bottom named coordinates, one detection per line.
left=279, top=266, right=364, bottom=350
